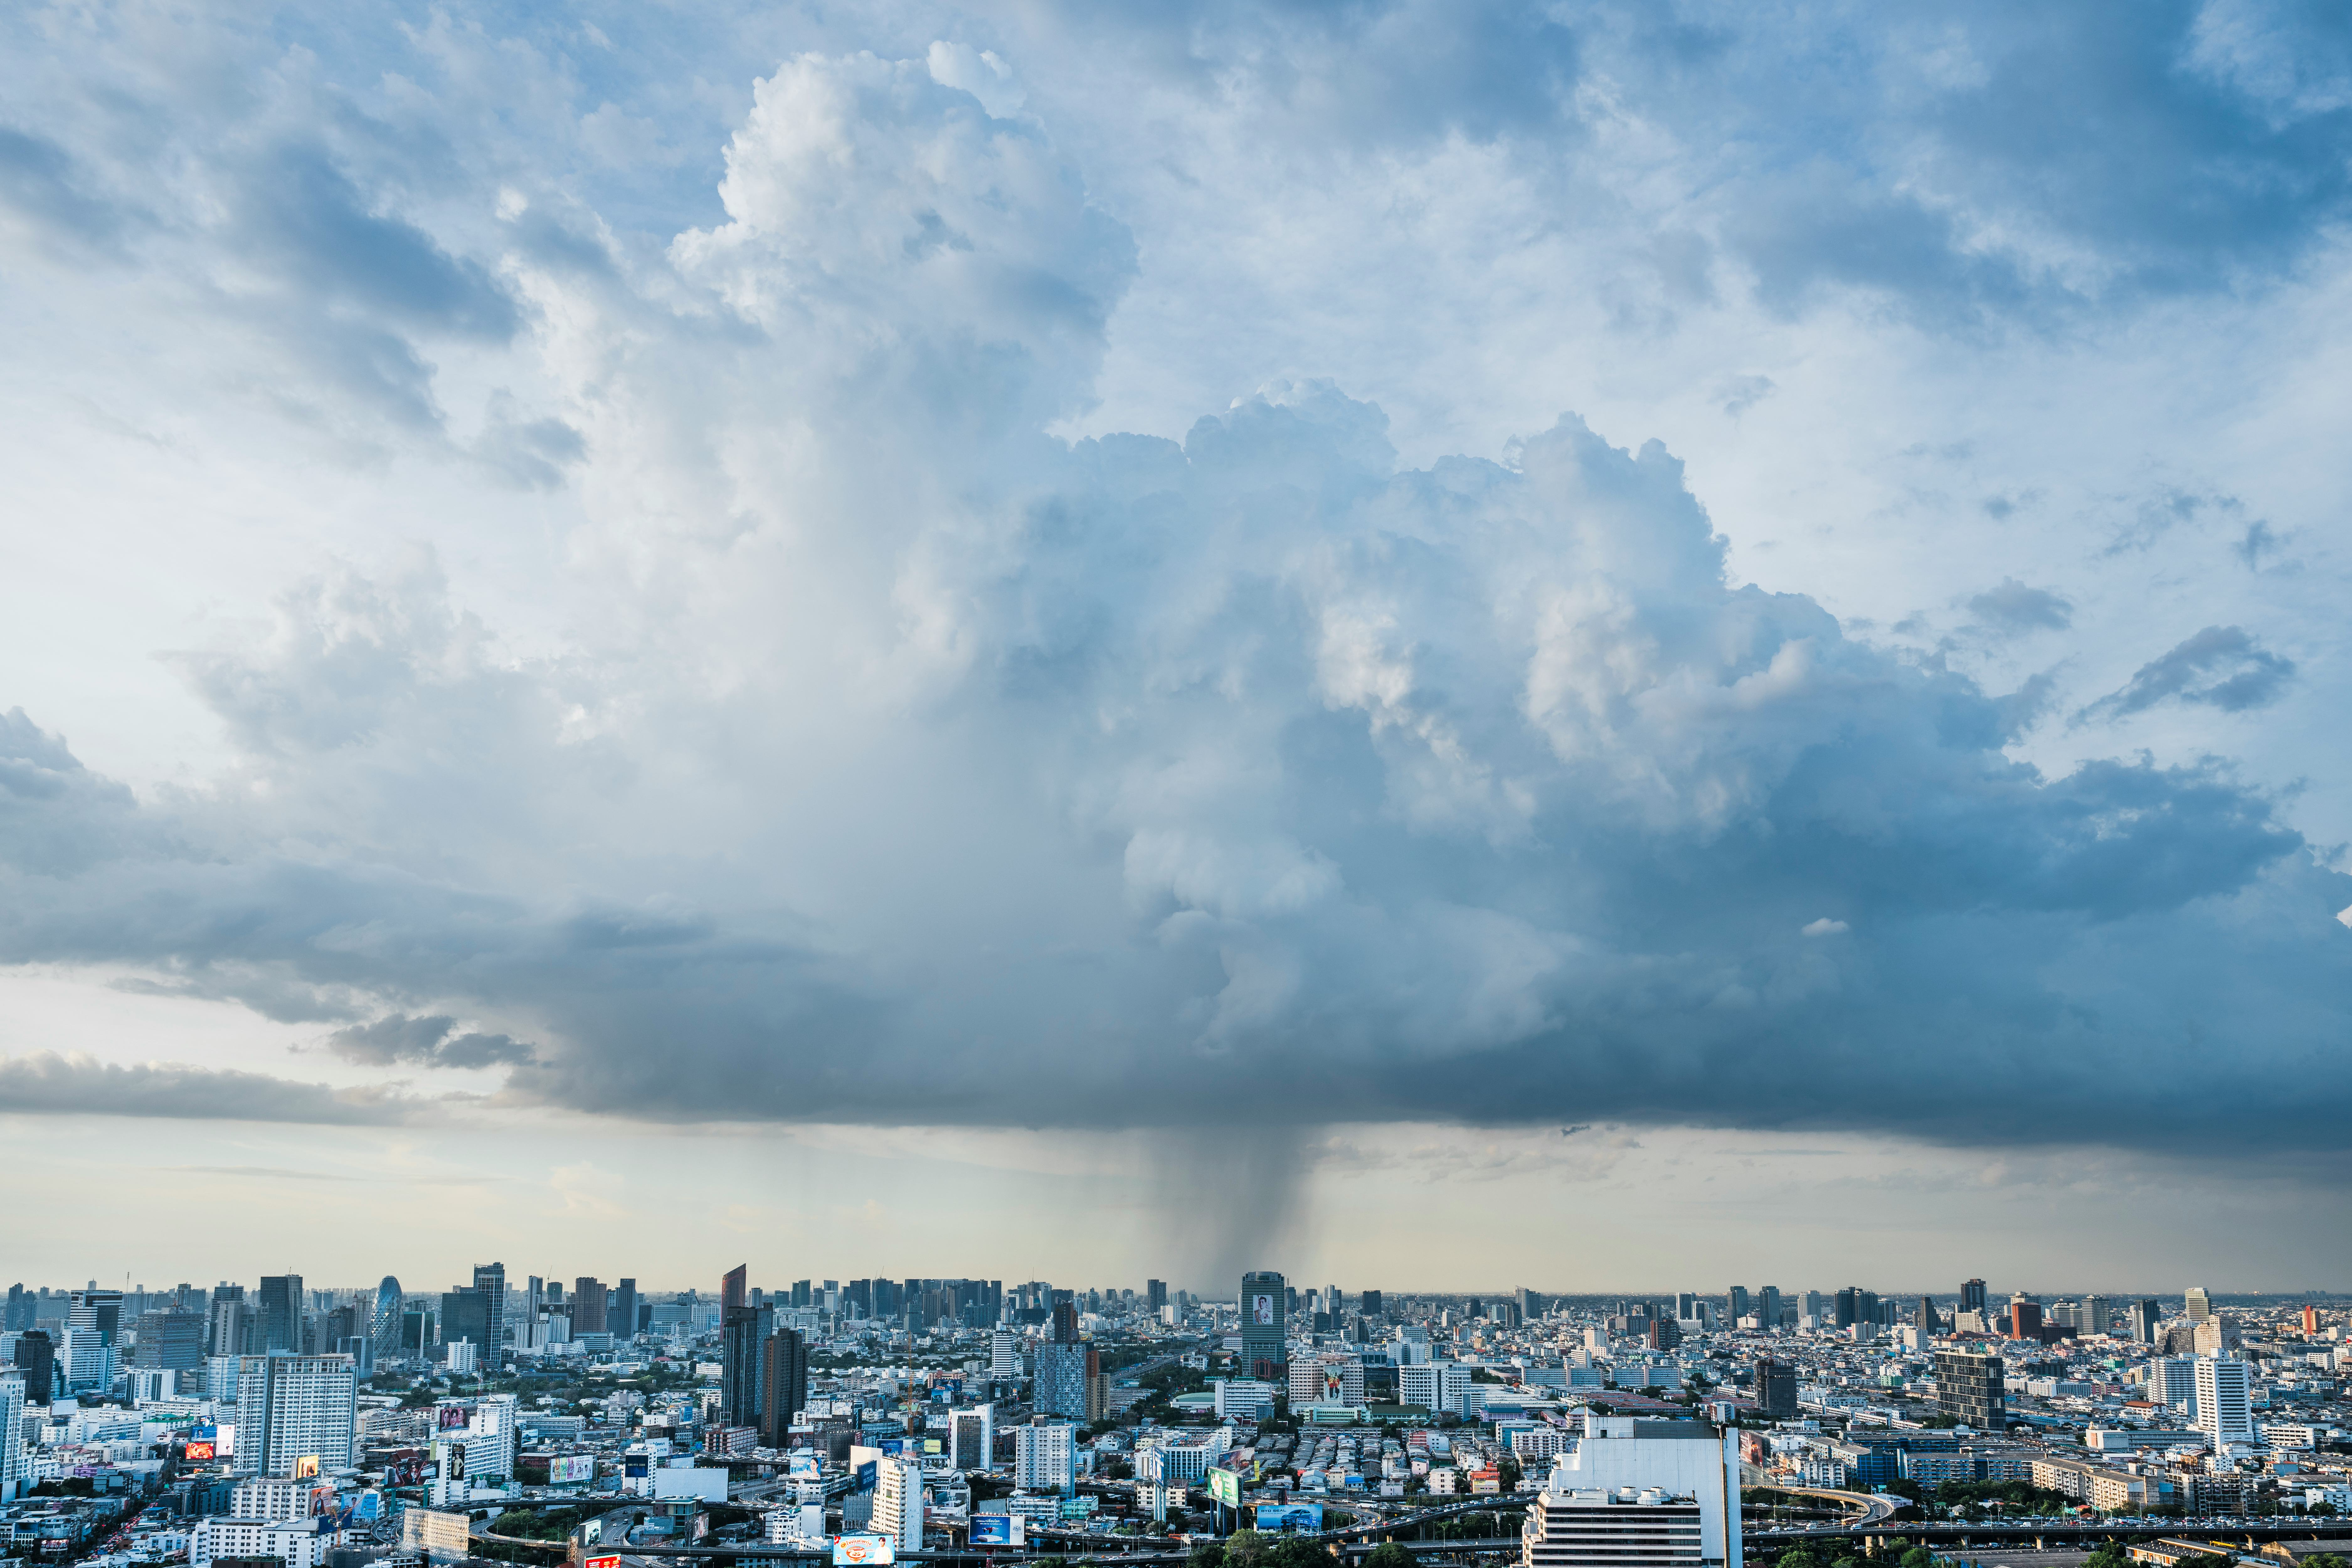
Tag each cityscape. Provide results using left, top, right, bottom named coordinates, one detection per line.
left=3, top=1271, right=2348, bottom=1568
left=7, top=7, right=2352, bottom=1568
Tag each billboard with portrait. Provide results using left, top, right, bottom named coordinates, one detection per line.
left=549, top=1455, right=596, bottom=1484
left=832, top=1535, right=895, bottom=1565
left=1252, top=1294, right=1276, bottom=1327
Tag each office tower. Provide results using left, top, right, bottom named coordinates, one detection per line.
left=9, top=1333, right=51, bottom=1406
left=759, top=1328, right=808, bottom=1445
left=3, top=1286, right=27, bottom=1332
left=0, top=1372, right=21, bottom=1503
left=572, top=1279, right=607, bottom=1338
left=1049, top=1300, right=1078, bottom=1344
left=1013, top=1419, right=1076, bottom=1492
left=722, top=1265, right=747, bottom=1314
left=2148, top=1357, right=2197, bottom=1415
left=2079, top=1295, right=2110, bottom=1338
left=439, top=1287, right=490, bottom=1362
left=1959, top=1279, right=1987, bottom=1316
left=1523, top=1413, right=1740, bottom=1568
left=950, top=1403, right=995, bottom=1471
left=471, top=1264, right=506, bottom=1355
left=256, top=1277, right=302, bottom=1353
left=871, top=1455, right=925, bottom=1550
left=1914, top=1296, right=1938, bottom=1333
left=368, top=1278, right=404, bottom=1363
left=989, top=1328, right=1020, bottom=1379
left=131, top=1310, right=205, bottom=1371
left=1832, top=1288, right=1858, bottom=1329
left=1241, top=1271, right=1286, bottom=1381
left=1359, top=1289, right=1382, bottom=1317
left=1034, top=1340, right=1099, bottom=1419
left=1796, top=1290, right=1823, bottom=1322
left=209, top=1289, right=248, bottom=1359
left=791, top=1280, right=812, bottom=1309
left=1146, top=1281, right=1168, bottom=1314
left=2194, top=1358, right=2252, bottom=1445
left=720, top=1300, right=773, bottom=1429
left=68, top=1288, right=124, bottom=1345
left=1932, top=1348, right=2004, bottom=1428
left=1755, top=1287, right=1781, bottom=1329
left=2184, top=1287, right=2212, bottom=1323
left=238, top=1353, right=357, bottom=1476
left=2128, top=1299, right=2162, bottom=1343
left=611, top=1279, right=638, bottom=1340
left=1753, top=1358, right=1797, bottom=1418
left=1727, top=1287, right=1750, bottom=1324
left=2005, top=1293, right=2042, bottom=1340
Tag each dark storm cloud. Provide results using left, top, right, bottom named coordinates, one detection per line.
left=323, top=1013, right=535, bottom=1070
left=2078, top=625, right=2298, bottom=722
left=0, top=1052, right=414, bottom=1125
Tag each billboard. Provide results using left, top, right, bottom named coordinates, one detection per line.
left=879, top=1438, right=915, bottom=1456
left=1254, top=1504, right=1325, bottom=1533
left=787, top=1453, right=820, bottom=1479
left=854, top=1460, right=878, bottom=1492
left=294, top=1455, right=321, bottom=1480
left=968, top=1516, right=1026, bottom=1548
left=438, top=1405, right=471, bottom=1432
left=184, top=1441, right=217, bottom=1462
left=832, top=1535, right=896, bottom=1565
left=1207, top=1467, right=1242, bottom=1507
left=583, top=1556, right=623, bottom=1568
left=191, top=1424, right=217, bottom=1443
left=1251, top=1294, right=1276, bottom=1327
left=549, top=1455, right=596, bottom=1484
left=623, top=1454, right=650, bottom=1478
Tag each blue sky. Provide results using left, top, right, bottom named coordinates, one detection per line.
left=3, top=0, right=2349, bottom=1290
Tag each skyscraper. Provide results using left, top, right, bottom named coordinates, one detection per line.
left=2184, top=1287, right=2212, bottom=1323
left=2127, top=1299, right=2162, bottom=1343
left=2006, top=1293, right=2042, bottom=1340
left=1727, top=1287, right=1750, bottom=1324
left=1034, top=1340, right=1099, bottom=1419
left=611, top=1279, right=639, bottom=1340
left=3, top=1286, right=29, bottom=1332
left=1241, top=1271, right=1286, bottom=1382
left=9, top=1333, right=52, bottom=1405
left=572, top=1279, right=608, bottom=1339
left=0, top=1371, right=22, bottom=1503
left=1932, top=1348, right=2004, bottom=1428
left=440, top=1287, right=491, bottom=1362
left=1915, top=1296, right=1938, bottom=1333
left=257, top=1276, right=302, bottom=1353
left=720, top=1300, right=773, bottom=1430
left=722, top=1265, right=747, bottom=1314
left=951, top=1403, right=995, bottom=1470
left=2078, top=1295, right=2110, bottom=1338
left=1146, top=1280, right=1168, bottom=1314
left=1359, top=1289, right=1382, bottom=1317
left=2194, top=1358, right=2252, bottom=1446
left=759, top=1328, right=809, bottom=1445
left=1959, top=1279, right=1988, bottom=1317
left=238, top=1353, right=357, bottom=1476
left=472, top=1264, right=506, bottom=1356
left=1755, top=1286, right=1781, bottom=1330
left=368, top=1278, right=404, bottom=1363
left=2148, top=1357, right=2197, bottom=1415
left=1753, top=1358, right=1796, bottom=1418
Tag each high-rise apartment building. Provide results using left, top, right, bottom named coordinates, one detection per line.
left=2127, top=1299, right=2162, bottom=1343
left=1034, top=1340, right=1099, bottom=1420
left=237, top=1354, right=357, bottom=1477
left=1520, top=1414, right=1740, bottom=1568
left=0, top=1373, right=23, bottom=1503
left=1932, top=1349, right=2004, bottom=1429
left=1241, top=1271, right=1286, bottom=1382
left=988, top=1329, right=1020, bottom=1379
left=1755, top=1287, right=1781, bottom=1329
left=2194, top=1358, right=2252, bottom=1446
left=1013, top=1419, right=1076, bottom=1493
left=720, top=1301, right=772, bottom=1429
left=950, top=1403, right=995, bottom=1471
left=759, top=1328, right=808, bottom=1445
left=1146, top=1281, right=1168, bottom=1314
left=871, top=1455, right=924, bottom=1550
left=611, top=1279, right=639, bottom=1339
left=2148, top=1357, right=2197, bottom=1415
left=572, top=1279, right=608, bottom=1339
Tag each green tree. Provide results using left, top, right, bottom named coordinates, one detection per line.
left=1225, top=1529, right=1271, bottom=1568
left=1899, top=1548, right=1935, bottom=1568
left=1364, top=1544, right=1414, bottom=1568
left=1188, top=1544, right=1226, bottom=1568
left=2298, top=1557, right=2346, bottom=1568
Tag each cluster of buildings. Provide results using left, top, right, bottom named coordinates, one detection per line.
left=2, top=1270, right=2344, bottom=1568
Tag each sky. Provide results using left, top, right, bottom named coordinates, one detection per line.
left=3, top=0, right=2351, bottom=1298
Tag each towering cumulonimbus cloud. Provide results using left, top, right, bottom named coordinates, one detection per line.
left=1, top=45, right=2348, bottom=1170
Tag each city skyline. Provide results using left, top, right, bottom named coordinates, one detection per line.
left=5, top=2, right=2352, bottom=1279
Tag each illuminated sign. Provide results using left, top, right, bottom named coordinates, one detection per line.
left=184, top=1442, right=217, bottom=1462
left=584, top=1555, right=623, bottom=1568
left=1208, top=1468, right=1242, bottom=1507
left=294, top=1455, right=321, bottom=1480
left=439, top=1405, right=470, bottom=1431
left=191, top=1424, right=217, bottom=1443
left=832, top=1534, right=896, bottom=1565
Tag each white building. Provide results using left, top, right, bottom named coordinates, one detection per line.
left=400, top=1508, right=471, bottom=1562
left=465, top=1395, right=519, bottom=1482
left=61, top=1327, right=117, bottom=1394
left=229, top=1479, right=333, bottom=1521
left=0, top=1373, right=23, bottom=1503
left=2194, top=1358, right=2253, bottom=1446
left=192, top=1516, right=337, bottom=1568
left=871, top=1456, right=925, bottom=1551
left=1400, top=1363, right=1469, bottom=1412
left=445, top=1340, right=478, bottom=1375
left=1214, top=1379, right=1279, bottom=1420
left=1521, top=1415, right=1740, bottom=1568
left=989, top=1331, right=1021, bottom=1379
left=1013, top=1420, right=1076, bottom=1493
left=237, top=1355, right=357, bottom=1477
left=1289, top=1357, right=1365, bottom=1406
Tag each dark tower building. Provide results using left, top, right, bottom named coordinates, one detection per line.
left=1754, top=1357, right=1797, bottom=1418
left=610, top=1279, right=639, bottom=1341
left=1241, top=1270, right=1286, bottom=1382
left=759, top=1328, right=809, bottom=1445
left=257, top=1276, right=302, bottom=1353
left=720, top=1300, right=773, bottom=1430
left=1960, top=1279, right=1988, bottom=1317
left=472, top=1263, right=506, bottom=1357
left=1934, top=1348, right=2005, bottom=1428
